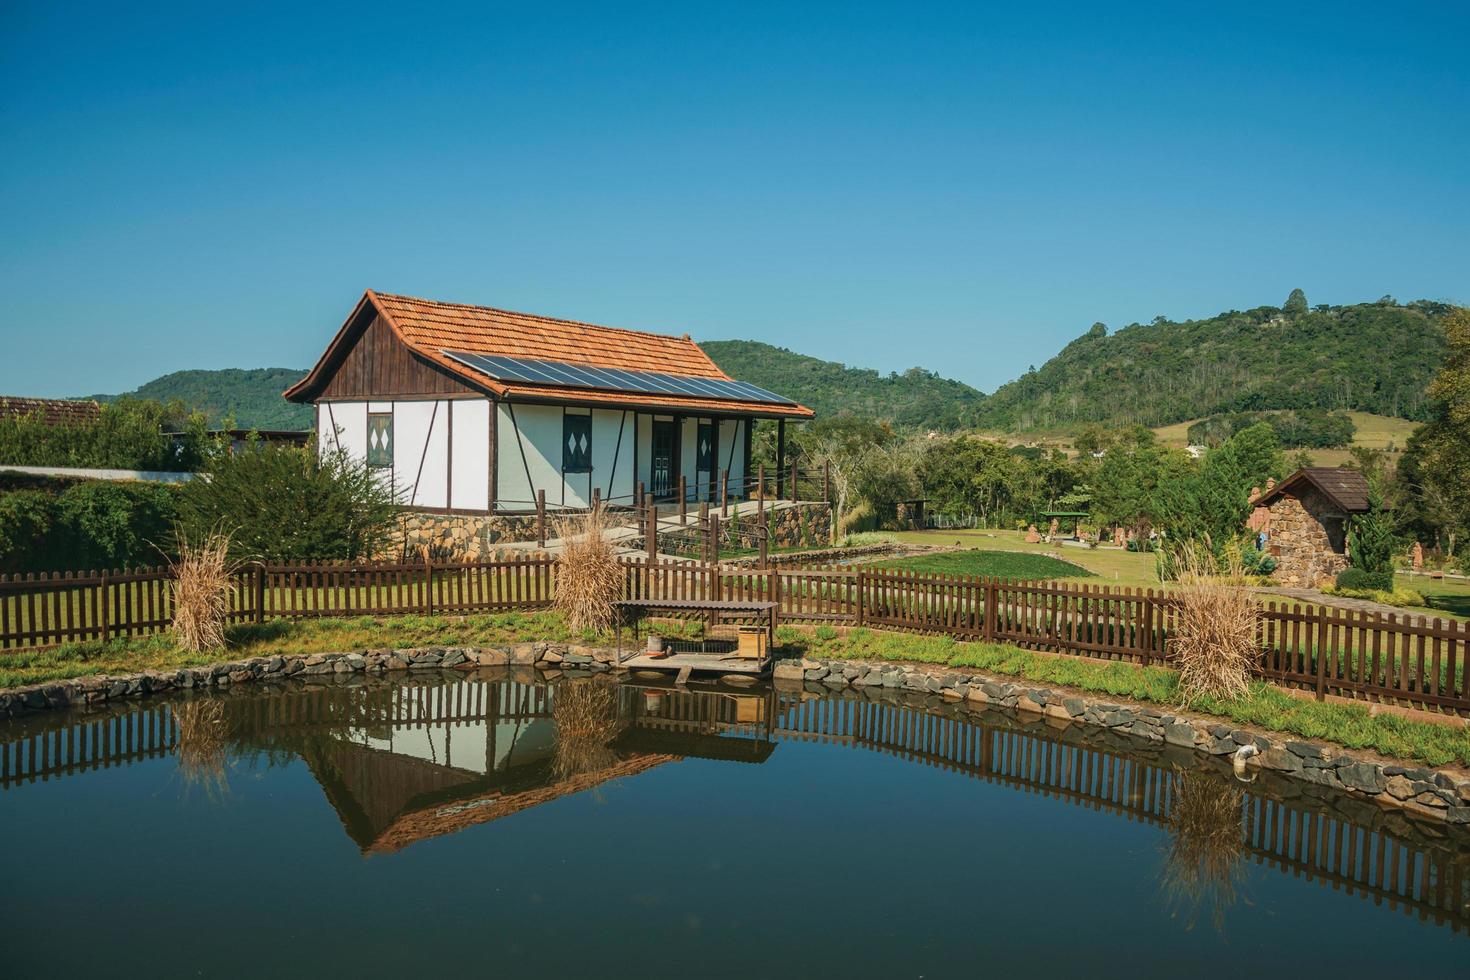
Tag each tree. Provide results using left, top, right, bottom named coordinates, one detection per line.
left=1283, top=288, right=1308, bottom=317
left=1408, top=306, right=1470, bottom=556
left=176, top=443, right=398, bottom=561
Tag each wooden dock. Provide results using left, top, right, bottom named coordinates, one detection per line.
left=613, top=598, right=778, bottom=681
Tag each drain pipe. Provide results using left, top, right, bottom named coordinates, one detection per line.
left=1232, top=743, right=1260, bottom=781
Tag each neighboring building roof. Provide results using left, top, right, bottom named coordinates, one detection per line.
left=0, top=396, right=101, bottom=426
left=285, top=290, right=814, bottom=418
left=1252, top=467, right=1371, bottom=513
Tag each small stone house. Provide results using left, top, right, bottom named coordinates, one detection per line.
left=1247, top=467, right=1370, bottom=588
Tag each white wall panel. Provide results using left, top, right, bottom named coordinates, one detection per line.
left=680, top=418, right=698, bottom=498
left=393, top=400, right=447, bottom=508
left=636, top=413, right=653, bottom=488
left=320, top=401, right=366, bottom=460
left=448, top=399, right=490, bottom=511
left=497, top=404, right=563, bottom=510
left=589, top=409, right=634, bottom=505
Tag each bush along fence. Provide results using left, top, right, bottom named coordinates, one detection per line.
left=1, top=558, right=1467, bottom=716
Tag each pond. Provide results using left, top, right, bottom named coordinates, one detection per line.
left=3, top=669, right=1467, bottom=978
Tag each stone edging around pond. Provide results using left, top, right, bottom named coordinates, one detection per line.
left=771, top=658, right=1470, bottom=827
left=3, top=645, right=1468, bottom=827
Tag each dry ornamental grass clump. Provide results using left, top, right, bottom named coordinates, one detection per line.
left=1170, top=544, right=1258, bottom=704
left=1160, top=768, right=1249, bottom=932
left=169, top=530, right=238, bottom=653
left=552, top=680, right=623, bottom=779
left=173, top=698, right=231, bottom=799
left=552, top=506, right=624, bottom=633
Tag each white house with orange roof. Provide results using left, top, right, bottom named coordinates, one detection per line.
left=285, top=290, right=813, bottom=517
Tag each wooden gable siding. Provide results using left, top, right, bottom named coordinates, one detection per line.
left=318, top=312, right=484, bottom=400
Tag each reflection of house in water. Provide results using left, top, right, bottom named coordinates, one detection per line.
left=281, top=678, right=777, bottom=855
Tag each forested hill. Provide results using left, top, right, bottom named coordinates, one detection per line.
left=700, top=340, right=987, bottom=430
left=90, top=368, right=312, bottom=430
left=974, top=298, right=1450, bottom=431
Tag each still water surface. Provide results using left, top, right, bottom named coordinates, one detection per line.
left=2, top=670, right=1466, bottom=978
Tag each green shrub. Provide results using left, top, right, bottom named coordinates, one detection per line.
left=176, top=444, right=397, bottom=561
left=1336, top=568, right=1394, bottom=592
left=53, top=481, right=178, bottom=569
left=1241, top=547, right=1277, bottom=577
left=0, top=398, right=209, bottom=472
left=0, top=490, right=55, bottom=572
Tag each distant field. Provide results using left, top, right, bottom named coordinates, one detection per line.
left=1151, top=410, right=1420, bottom=464
left=876, top=546, right=1096, bottom=580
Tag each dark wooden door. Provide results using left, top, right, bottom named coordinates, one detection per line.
left=651, top=420, right=676, bottom=498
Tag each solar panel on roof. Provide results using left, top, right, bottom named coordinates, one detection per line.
left=442, top=351, right=797, bottom=406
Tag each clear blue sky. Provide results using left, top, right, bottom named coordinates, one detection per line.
left=2, top=1, right=1467, bottom=398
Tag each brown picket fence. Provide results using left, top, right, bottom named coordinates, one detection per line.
left=2, top=557, right=1467, bottom=715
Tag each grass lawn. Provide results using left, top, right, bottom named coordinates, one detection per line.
left=779, top=626, right=1470, bottom=768
left=874, top=548, right=1094, bottom=580
left=1400, top=574, right=1470, bottom=620
left=894, top=529, right=1161, bottom=587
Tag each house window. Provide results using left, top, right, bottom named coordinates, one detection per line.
left=367, top=413, right=393, bottom=468
left=563, top=413, right=592, bottom=473
left=697, top=422, right=713, bottom=470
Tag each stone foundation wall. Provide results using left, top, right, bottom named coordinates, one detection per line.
left=1268, top=487, right=1350, bottom=588
left=722, top=502, right=832, bottom=551
left=383, top=511, right=542, bottom=562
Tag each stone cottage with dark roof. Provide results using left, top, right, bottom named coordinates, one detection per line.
left=1247, top=467, right=1371, bottom=587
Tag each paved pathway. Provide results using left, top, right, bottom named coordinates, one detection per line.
left=1254, top=586, right=1412, bottom=617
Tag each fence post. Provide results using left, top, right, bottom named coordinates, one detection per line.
left=721, top=469, right=729, bottom=516
left=592, top=487, right=601, bottom=511
left=758, top=524, right=769, bottom=568
left=100, top=569, right=111, bottom=642
left=1314, top=607, right=1328, bottom=700
left=635, top=480, right=644, bottom=509
left=983, top=579, right=996, bottom=642
left=424, top=552, right=434, bottom=616
left=710, top=513, right=720, bottom=565
left=1140, top=590, right=1154, bottom=664
left=254, top=563, right=266, bottom=624
left=856, top=568, right=866, bottom=626
left=536, top=490, right=547, bottom=547
left=646, top=505, right=658, bottom=560
left=678, top=476, right=687, bottom=525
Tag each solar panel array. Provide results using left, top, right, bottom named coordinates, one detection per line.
left=442, top=350, right=797, bottom=406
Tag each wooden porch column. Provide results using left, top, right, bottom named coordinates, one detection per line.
left=776, top=418, right=786, bottom=491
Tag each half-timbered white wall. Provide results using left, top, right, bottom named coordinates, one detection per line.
left=496, top=404, right=636, bottom=510
left=320, top=398, right=753, bottom=512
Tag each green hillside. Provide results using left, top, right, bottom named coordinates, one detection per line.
left=975, top=297, right=1449, bottom=432
left=700, top=340, right=987, bottom=430
left=90, top=368, right=311, bottom=430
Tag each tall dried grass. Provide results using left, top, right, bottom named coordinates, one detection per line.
left=173, top=698, right=231, bottom=799
left=170, top=530, right=238, bottom=653
left=1170, top=544, right=1258, bottom=704
left=552, top=679, right=623, bottom=779
left=552, top=506, right=623, bottom=632
left=1160, top=768, right=1248, bottom=932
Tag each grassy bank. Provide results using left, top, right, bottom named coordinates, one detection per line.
left=778, top=625, right=1470, bottom=767
left=873, top=548, right=1094, bottom=580
left=0, top=612, right=594, bottom=689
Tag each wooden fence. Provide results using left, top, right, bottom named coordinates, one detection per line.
left=3, top=558, right=1467, bottom=715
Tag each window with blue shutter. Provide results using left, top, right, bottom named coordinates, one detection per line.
left=367, top=413, right=393, bottom=468
left=563, top=414, right=592, bottom=473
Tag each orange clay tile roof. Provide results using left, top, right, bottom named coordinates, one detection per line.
left=0, top=396, right=101, bottom=426
left=286, top=290, right=813, bottom=418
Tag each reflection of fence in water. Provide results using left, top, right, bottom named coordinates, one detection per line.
left=0, top=703, right=178, bottom=787
left=3, top=680, right=1467, bottom=930
left=772, top=692, right=1470, bottom=932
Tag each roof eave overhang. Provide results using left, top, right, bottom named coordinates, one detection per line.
left=500, top=387, right=814, bottom=419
